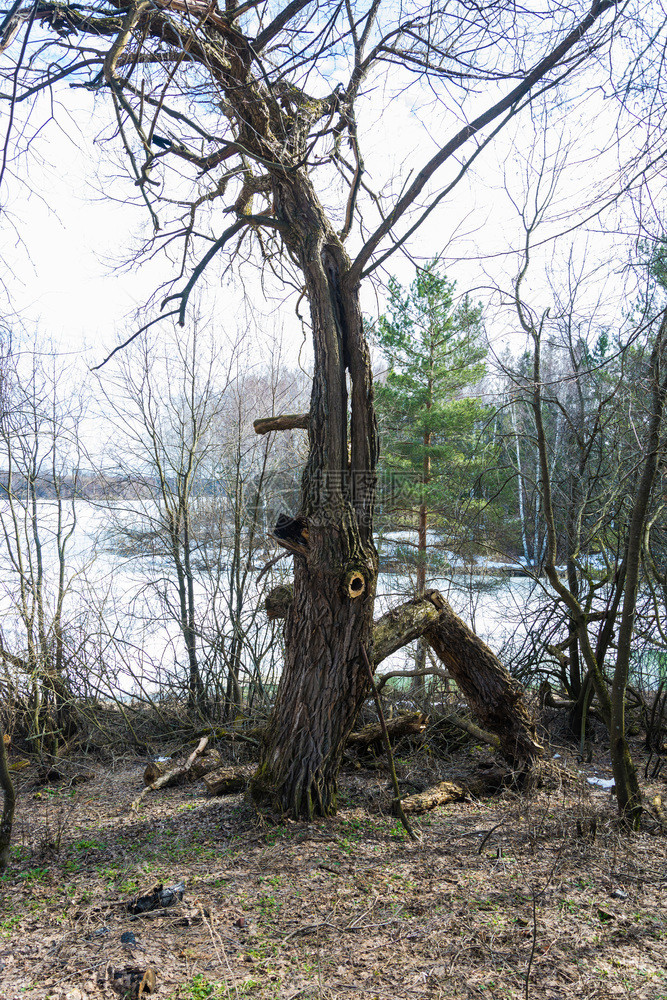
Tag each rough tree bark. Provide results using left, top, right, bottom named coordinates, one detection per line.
left=250, top=189, right=379, bottom=817
left=423, top=591, right=541, bottom=766
left=261, top=584, right=542, bottom=769
left=0, top=729, right=15, bottom=871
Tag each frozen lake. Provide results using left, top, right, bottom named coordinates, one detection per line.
left=0, top=500, right=574, bottom=699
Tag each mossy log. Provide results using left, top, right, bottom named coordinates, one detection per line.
left=265, top=585, right=542, bottom=768
left=204, top=765, right=256, bottom=796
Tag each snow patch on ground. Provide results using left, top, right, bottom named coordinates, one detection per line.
left=586, top=776, right=615, bottom=790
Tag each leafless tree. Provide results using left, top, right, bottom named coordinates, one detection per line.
left=97, top=324, right=238, bottom=711
left=502, top=150, right=667, bottom=827
left=201, top=350, right=309, bottom=716
left=1, top=0, right=636, bottom=815
left=0, top=334, right=91, bottom=756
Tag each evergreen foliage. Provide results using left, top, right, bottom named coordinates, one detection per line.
left=374, top=263, right=491, bottom=564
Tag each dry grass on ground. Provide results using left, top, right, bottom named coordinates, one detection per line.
left=1, top=743, right=666, bottom=1000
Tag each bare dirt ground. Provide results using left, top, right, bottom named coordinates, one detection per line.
left=1, top=738, right=666, bottom=1000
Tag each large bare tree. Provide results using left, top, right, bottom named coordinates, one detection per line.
left=1, top=0, right=628, bottom=815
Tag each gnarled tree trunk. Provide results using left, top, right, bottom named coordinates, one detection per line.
left=423, top=591, right=541, bottom=766
left=250, top=178, right=379, bottom=818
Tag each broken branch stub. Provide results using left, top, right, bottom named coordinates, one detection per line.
left=253, top=414, right=309, bottom=435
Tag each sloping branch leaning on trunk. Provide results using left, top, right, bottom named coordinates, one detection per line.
left=265, top=584, right=542, bottom=768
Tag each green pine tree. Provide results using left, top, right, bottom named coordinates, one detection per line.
left=374, top=263, right=490, bottom=680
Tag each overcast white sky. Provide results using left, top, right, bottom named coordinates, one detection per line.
left=0, top=11, right=656, bottom=376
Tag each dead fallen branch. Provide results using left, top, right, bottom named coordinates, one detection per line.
left=539, top=679, right=576, bottom=711
left=347, top=712, right=427, bottom=749
left=204, top=765, right=256, bottom=796
left=398, top=781, right=468, bottom=815
left=143, top=749, right=221, bottom=786
left=193, top=726, right=263, bottom=746
left=130, top=738, right=209, bottom=812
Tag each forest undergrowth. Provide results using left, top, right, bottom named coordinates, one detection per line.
left=1, top=710, right=666, bottom=1000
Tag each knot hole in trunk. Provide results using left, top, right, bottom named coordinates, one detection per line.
left=345, top=570, right=366, bottom=599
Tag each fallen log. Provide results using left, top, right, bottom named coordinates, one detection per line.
left=423, top=590, right=542, bottom=767
left=398, top=781, right=468, bottom=815
left=265, top=584, right=542, bottom=768
left=204, top=765, right=256, bottom=796
left=347, top=712, right=427, bottom=749
left=130, top=737, right=209, bottom=812
left=143, top=750, right=222, bottom=786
